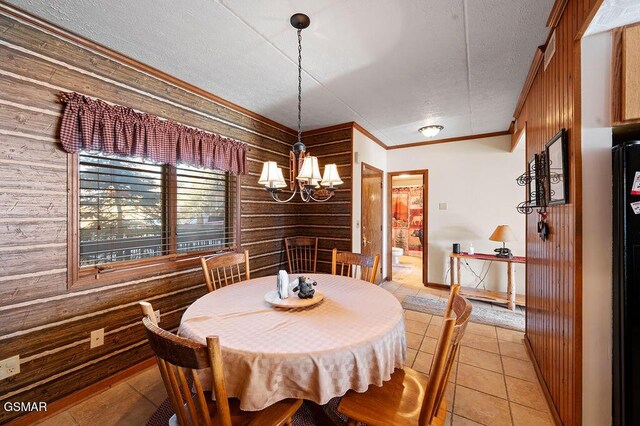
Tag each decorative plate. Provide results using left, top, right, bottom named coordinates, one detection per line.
left=264, top=291, right=324, bottom=309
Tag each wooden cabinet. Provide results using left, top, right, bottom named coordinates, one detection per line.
left=613, top=24, right=640, bottom=124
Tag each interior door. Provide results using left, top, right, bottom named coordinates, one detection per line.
left=361, top=163, right=383, bottom=282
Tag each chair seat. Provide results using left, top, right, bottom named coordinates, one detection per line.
left=169, top=396, right=302, bottom=426
left=338, top=367, right=447, bottom=426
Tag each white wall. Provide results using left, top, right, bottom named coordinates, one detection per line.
left=387, top=135, right=526, bottom=293
left=352, top=128, right=388, bottom=277
left=581, top=31, right=613, bottom=426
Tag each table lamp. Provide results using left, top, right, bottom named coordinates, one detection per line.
left=489, top=225, right=516, bottom=258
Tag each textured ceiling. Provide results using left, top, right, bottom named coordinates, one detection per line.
left=585, top=0, right=640, bottom=36
left=6, top=0, right=554, bottom=146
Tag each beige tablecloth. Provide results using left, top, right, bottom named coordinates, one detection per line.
left=178, top=273, right=406, bottom=411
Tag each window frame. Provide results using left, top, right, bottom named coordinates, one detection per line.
left=67, top=153, right=241, bottom=289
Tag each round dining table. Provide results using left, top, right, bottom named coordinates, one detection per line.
left=178, top=273, right=406, bottom=411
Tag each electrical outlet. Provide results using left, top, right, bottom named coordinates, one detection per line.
left=0, top=355, right=20, bottom=380
left=154, top=309, right=161, bottom=323
left=439, top=202, right=448, bottom=210
left=90, top=329, right=104, bottom=348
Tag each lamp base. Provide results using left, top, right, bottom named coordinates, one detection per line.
left=494, top=247, right=513, bottom=258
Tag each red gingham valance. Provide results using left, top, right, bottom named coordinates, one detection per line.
left=59, top=92, right=247, bottom=175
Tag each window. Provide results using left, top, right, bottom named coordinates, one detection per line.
left=71, top=151, right=239, bottom=287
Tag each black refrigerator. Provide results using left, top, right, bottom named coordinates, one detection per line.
left=613, top=139, right=640, bottom=426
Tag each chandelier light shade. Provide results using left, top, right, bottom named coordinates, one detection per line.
left=258, top=13, right=341, bottom=203
left=297, top=156, right=322, bottom=181
left=419, top=125, right=444, bottom=138
left=321, top=163, right=343, bottom=187
left=258, top=161, right=287, bottom=188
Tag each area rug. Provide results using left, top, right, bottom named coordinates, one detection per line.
left=146, top=396, right=347, bottom=426
left=402, top=294, right=525, bottom=332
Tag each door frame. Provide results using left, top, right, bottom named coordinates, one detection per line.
left=387, top=169, right=428, bottom=286
left=360, top=162, right=384, bottom=282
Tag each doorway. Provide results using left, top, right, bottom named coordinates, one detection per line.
left=360, top=163, right=383, bottom=282
left=387, top=170, right=428, bottom=286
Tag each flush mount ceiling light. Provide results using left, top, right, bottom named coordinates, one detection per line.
left=418, top=125, right=444, bottom=138
left=259, top=13, right=342, bottom=203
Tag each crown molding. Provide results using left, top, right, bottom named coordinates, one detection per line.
left=386, top=130, right=511, bottom=150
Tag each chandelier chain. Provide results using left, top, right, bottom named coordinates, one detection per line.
left=297, top=28, right=303, bottom=144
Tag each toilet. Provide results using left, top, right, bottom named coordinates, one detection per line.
left=392, top=247, right=404, bottom=265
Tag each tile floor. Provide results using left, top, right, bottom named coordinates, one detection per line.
left=382, top=281, right=552, bottom=426
left=391, top=254, right=424, bottom=285
left=36, top=282, right=551, bottom=426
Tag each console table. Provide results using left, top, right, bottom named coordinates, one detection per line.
left=449, top=252, right=526, bottom=311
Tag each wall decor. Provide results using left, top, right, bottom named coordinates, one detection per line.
left=392, top=186, right=423, bottom=256
left=545, top=128, right=569, bottom=205
left=516, top=152, right=546, bottom=214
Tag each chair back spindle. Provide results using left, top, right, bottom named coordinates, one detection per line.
left=285, top=237, right=318, bottom=274
left=419, top=293, right=472, bottom=426
left=331, top=248, right=380, bottom=284
left=200, top=250, right=251, bottom=292
left=141, top=314, right=232, bottom=426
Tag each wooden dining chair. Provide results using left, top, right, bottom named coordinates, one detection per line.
left=200, top=250, right=250, bottom=293
left=338, top=288, right=472, bottom=426
left=139, top=301, right=302, bottom=426
left=284, top=237, right=318, bottom=274
left=331, top=248, right=380, bottom=284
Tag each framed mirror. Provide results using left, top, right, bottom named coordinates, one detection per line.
left=545, top=129, right=568, bottom=205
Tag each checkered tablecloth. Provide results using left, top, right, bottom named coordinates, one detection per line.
left=178, top=273, right=406, bottom=411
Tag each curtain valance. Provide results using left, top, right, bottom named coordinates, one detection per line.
left=59, top=92, right=247, bottom=175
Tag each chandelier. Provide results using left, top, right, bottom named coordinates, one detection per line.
left=258, top=13, right=342, bottom=203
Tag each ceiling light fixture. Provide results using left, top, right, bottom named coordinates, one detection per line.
left=259, top=13, right=342, bottom=203
left=418, top=125, right=444, bottom=138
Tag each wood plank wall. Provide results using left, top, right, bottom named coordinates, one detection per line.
left=0, top=11, right=299, bottom=424
left=299, top=125, right=354, bottom=272
left=515, top=1, right=600, bottom=424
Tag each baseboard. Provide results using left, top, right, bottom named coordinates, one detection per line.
left=426, top=282, right=450, bottom=290
left=8, top=357, right=156, bottom=426
left=523, top=336, right=562, bottom=426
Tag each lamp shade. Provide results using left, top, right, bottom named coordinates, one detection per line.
left=489, top=225, right=517, bottom=243
left=258, top=161, right=278, bottom=185
left=272, top=167, right=287, bottom=188
left=258, top=161, right=287, bottom=188
left=297, top=156, right=322, bottom=181
left=321, top=163, right=343, bottom=186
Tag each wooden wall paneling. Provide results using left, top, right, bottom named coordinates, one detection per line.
left=300, top=125, right=354, bottom=273
left=0, top=10, right=297, bottom=424
left=515, top=1, right=600, bottom=424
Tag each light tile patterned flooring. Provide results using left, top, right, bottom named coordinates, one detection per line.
left=37, top=282, right=551, bottom=426
left=382, top=280, right=552, bottom=426
left=392, top=254, right=424, bottom=286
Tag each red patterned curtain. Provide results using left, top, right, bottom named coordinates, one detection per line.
left=59, top=92, right=247, bottom=175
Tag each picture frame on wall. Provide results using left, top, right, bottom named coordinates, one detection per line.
left=545, top=129, right=568, bottom=205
